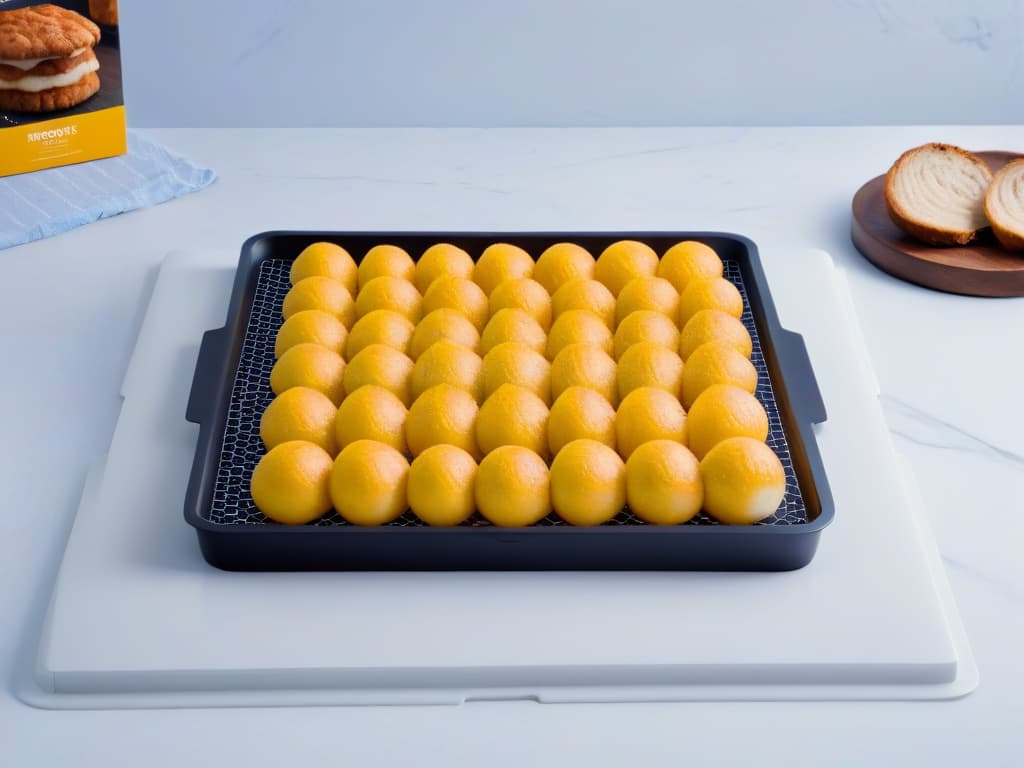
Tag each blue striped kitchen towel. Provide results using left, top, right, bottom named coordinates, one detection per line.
left=1, top=130, right=216, bottom=250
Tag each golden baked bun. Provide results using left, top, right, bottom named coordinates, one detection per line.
left=884, top=143, right=992, bottom=246
left=983, top=158, right=1024, bottom=251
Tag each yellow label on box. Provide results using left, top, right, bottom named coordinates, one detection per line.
left=0, top=106, right=126, bottom=177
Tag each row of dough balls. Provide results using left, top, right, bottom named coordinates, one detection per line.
left=289, top=239, right=725, bottom=296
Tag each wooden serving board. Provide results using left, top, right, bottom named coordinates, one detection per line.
left=851, top=150, right=1024, bottom=297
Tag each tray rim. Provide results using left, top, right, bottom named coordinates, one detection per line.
left=183, top=230, right=835, bottom=561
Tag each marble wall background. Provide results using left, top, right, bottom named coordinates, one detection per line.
left=120, top=0, right=1023, bottom=126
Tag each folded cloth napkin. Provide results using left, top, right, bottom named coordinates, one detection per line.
left=0, top=130, right=216, bottom=250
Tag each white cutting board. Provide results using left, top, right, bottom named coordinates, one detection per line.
left=21, top=248, right=976, bottom=708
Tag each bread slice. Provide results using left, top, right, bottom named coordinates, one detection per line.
left=983, top=159, right=1024, bottom=251
left=884, top=143, right=992, bottom=246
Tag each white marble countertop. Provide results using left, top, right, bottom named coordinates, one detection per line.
left=2, top=127, right=1022, bottom=765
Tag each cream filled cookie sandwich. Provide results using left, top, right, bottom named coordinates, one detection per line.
left=0, top=4, right=101, bottom=113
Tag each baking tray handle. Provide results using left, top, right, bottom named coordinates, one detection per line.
left=187, top=327, right=229, bottom=425
left=775, top=329, right=826, bottom=424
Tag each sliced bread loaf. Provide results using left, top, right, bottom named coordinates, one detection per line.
left=884, top=143, right=992, bottom=246
left=983, top=159, right=1024, bottom=251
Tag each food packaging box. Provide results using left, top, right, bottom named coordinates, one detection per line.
left=0, top=1, right=125, bottom=177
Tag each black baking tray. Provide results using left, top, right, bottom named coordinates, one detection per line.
left=184, top=231, right=833, bottom=572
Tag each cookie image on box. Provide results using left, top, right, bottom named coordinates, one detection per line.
left=0, top=4, right=101, bottom=113
left=88, top=0, right=118, bottom=27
